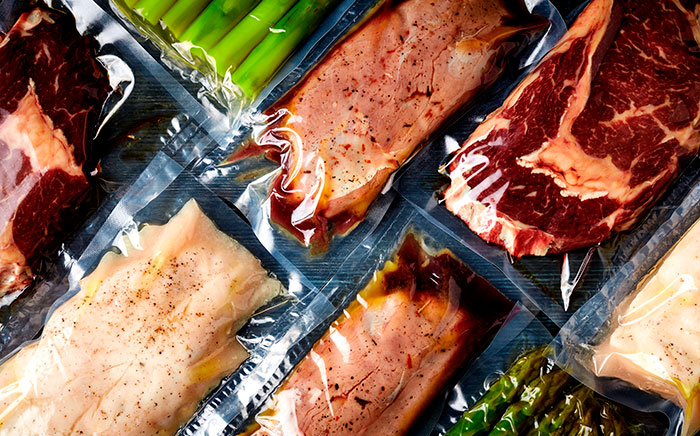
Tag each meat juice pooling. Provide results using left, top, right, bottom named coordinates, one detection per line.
left=443, top=0, right=700, bottom=257
left=244, top=234, right=513, bottom=435
left=230, top=0, right=548, bottom=249
left=0, top=6, right=110, bottom=298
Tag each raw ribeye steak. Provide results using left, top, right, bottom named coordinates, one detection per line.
left=0, top=7, right=110, bottom=296
left=443, top=0, right=700, bottom=257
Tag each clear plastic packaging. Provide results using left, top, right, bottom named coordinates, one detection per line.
left=554, top=180, right=700, bottom=436
left=0, top=152, right=334, bottom=436
left=52, top=0, right=233, bottom=150
left=105, top=0, right=383, bottom=122
left=0, top=0, right=233, bottom=351
left=395, top=0, right=700, bottom=323
left=0, top=2, right=116, bottom=304
left=432, top=307, right=668, bottom=436
left=194, top=196, right=573, bottom=435
left=0, top=1, right=133, bottom=312
left=240, top=221, right=514, bottom=434
left=1, top=1, right=694, bottom=435
left=194, top=0, right=555, bottom=287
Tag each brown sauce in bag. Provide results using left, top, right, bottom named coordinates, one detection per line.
left=246, top=233, right=513, bottom=436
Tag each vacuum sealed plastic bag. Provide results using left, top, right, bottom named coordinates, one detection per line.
left=435, top=307, right=668, bottom=436
left=0, top=2, right=150, bottom=305
left=396, top=0, right=700, bottom=322
left=50, top=0, right=233, bottom=155
left=195, top=0, right=555, bottom=285
left=0, top=0, right=233, bottom=353
left=442, top=0, right=700, bottom=257
left=106, top=0, right=378, bottom=118
left=0, top=199, right=281, bottom=434
left=555, top=181, right=700, bottom=436
left=0, top=153, right=333, bottom=435
left=207, top=196, right=573, bottom=435
left=0, top=1, right=123, bottom=306
left=112, top=0, right=343, bottom=98
left=243, top=234, right=513, bottom=435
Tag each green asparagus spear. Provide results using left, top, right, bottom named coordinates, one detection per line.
left=608, top=413, right=628, bottom=435
left=180, top=0, right=259, bottom=51
left=487, top=369, right=571, bottom=436
left=445, top=347, right=551, bottom=436
left=528, top=386, right=592, bottom=436
left=230, top=0, right=337, bottom=98
left=133, top=0, right=177, bottom=25
left=123, top=0, right=139, bottom=8
left=597, top=402, right=626, bottom=436
left=160, top=0, right=211, bottom=38
left=209, top=0, right=298, bottom=74
left=568, top=398, right=598, bottom=436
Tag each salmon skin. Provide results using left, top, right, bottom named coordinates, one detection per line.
left=0, top=6, right=110, bottom=298
left=0, top=200, right=282, bottom=435
left=246, top=0, right=547, bottom=250
left=245, top=234, right=512, bottom=436
left=443, top=0, right=700, bottom=257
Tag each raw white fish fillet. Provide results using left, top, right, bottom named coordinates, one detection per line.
left=0, top=199, right=282, bottom=435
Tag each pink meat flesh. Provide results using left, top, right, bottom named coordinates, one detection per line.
left=252, top=0, right=546, bottom=249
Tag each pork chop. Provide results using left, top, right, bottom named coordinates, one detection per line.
left=253, top=0, right=547, bottom=248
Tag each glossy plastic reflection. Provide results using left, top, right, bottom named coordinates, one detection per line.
left=245, top=233, right=513, bottom=436
left=109, top=0, right=357, bottom=116
left=395, top=0, right=700, bottom=323
left=441, top=0, right=700, bottom=259
left=0, top=5, right=111, bottom=302
left=439, top=311, right=667, bottom=436
left=0, top=199, right=282, bottom=434
left=223, top=0, right=549, bottom=252
left=592, top=218, right=700, bottom=436
left=0, top=156, right=331, bottom=436
left=555, top=182, right=700, bottom=436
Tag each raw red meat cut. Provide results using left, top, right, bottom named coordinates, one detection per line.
left=0, top=7, right=110, bottom=297
left=443, top=0, right=700, bottom=257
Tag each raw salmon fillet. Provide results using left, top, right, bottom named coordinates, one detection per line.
left=254, top=0, right=547, bottom=248
left=444, top=0, right=700, bottom=257
left=0, top=200, right=282, bottom=435
left=0, top=7, right=110, bottom=297
left=248, top=234, right=512, bottom=436
left=594, top=218, right=700, bottom=436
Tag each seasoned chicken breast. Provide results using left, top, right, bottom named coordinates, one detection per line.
left=594, top=218, right=700, bottom=436
left=0, top=200, right=282, bottom=435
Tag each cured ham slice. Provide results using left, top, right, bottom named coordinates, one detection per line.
left=0, top=200, right=282, bottom=435
left=252, top=0, right=547, bottom=248
left=0, top=7, right=110, bottom=297
left=247, top=234, right=512, bottom=436
left=594, top=218, right=700, bottom=436
left=443, top=0, right=700, bottom=257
